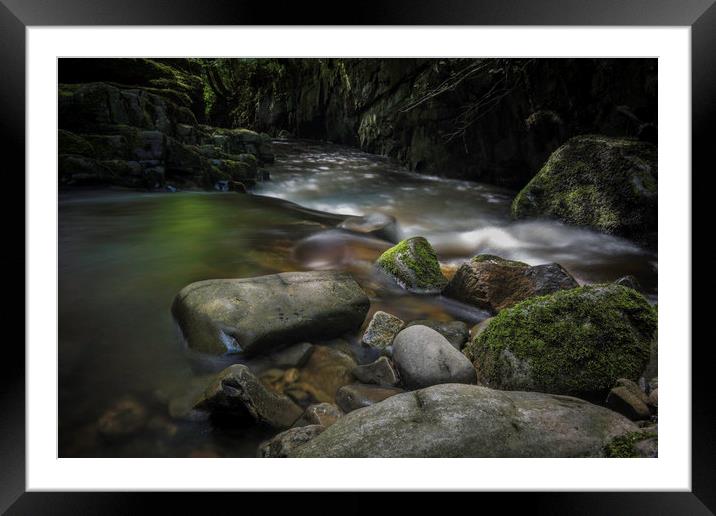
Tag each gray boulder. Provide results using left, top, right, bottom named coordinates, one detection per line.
left=406, top=319, right=469, bottom=350
left=392, top=325, right=476, bottom=389
left=258, top=425, right=324, bottom=458
left=290, top=384, right=638, bottom=457
left=352, top=356, right=400, bottom=386
left=172, top=271, right=370, bottom=355
left=192, top=364, right=303, bottom=429
left=335, top=384, right=404, bottom=413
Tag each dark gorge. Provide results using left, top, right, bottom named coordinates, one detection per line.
left=58, top=58, right=658, bottom=459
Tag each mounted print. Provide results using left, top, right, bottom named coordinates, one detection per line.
left=58, top=57, right=659, bottom=459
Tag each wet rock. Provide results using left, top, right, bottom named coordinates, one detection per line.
left=443, top=254, right=578, bottom=313
left=97, top=399, right=148, bottom=441
left=288, top=346, right=357, bottom=404
left=615, top=275, right=641, bottom=291
left=375, top=237, right=447, bottom=294
left=512, top=135, right=657, bottom=242
left=648, top=388, right=658, bottom=409
left=290, top=384, right=638, bottom=457
left=339, top=213, right=400, bottom=243
left=270, top=342, right=315, bottom=369
left=294, top=402, right=344, bottom=428
left=405, top=319, right=469, bottom=350
left=464, top=284, right=657, bottom=396
left=392, top=325, right=476, bottom=390
left=351, top=356, right=400, bottom=386
left=172, top=271, right=370, bottom=355
left=606, top=386, right=651, bottom=421
left=361, top=311, right=405, bottom=350
left=335, top=384, right=404, bottom=413
left=258, top=425, right=324, bottom=458
left=192, top=364, right=303, bottom=429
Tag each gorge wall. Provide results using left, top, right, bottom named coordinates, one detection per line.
left=206, top=58, right=657, bottom=189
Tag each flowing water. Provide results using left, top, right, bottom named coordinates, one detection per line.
left=58, top=139, right=657, bottom=457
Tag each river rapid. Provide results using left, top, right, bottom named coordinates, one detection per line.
left=58, top=139, right=657, bottom=457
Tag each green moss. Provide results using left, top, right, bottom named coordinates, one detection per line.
left=604, top=431, right=657, bottom=458
left=376, top=237, right=447, bottom=293
left=511, top=135, right=657, bottom=240
left=465, top=284, right=657, bottom=395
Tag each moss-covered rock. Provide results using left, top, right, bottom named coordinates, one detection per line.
left=604, top=430, right=657, bottom=458
left=511, top=135, right=657, bottom=242
left=463, top=284, right=657, bottom=396
left=375, top=237, right=447, bottom=293
left=58, top=130, right=94, bottom=157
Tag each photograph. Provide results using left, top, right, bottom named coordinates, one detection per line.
left=57, top=56, right=659, bottom=459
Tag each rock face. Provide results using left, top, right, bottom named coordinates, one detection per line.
left=443, top=254, right=578, bottom=313
left=172, top=271, right=370, bottom=355
left=222, top=58, right=656, bottom=189
left=361, top=311, right=405, bottom=350
left=405, top=319, right=469, bottom=350
left=375, top=237, right=447, bottom=294
left=258, top=425, right=324, bottom=458
left=192, top=364, right=303, bottom=429
left=335, top=384, right=404, bottom=413
left=511, top=135, right=657, bottom=242
left=58, top=59, right=272, bottom=189
left=464, top=284, right=657, bottom=396
left=392, top=325, right=477, bottom=389
left=290, top=384, right=638, bottom=457
left=352, top=356, right=400, bottom=386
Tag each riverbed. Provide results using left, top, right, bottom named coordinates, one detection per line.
left=58, top=139, right=657, bottom=457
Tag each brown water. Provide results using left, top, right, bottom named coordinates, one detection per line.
left=58, top=139, right=657, bottom=457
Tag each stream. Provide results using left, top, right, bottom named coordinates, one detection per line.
left=58, top=139, right=657, bottom=457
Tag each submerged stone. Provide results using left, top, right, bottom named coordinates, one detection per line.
left=172, top=271, right=370, bottom=356
left=375, top=237, right=447, bottom=294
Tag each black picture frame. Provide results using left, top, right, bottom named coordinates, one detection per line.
left=2, top=0, right=713, bottom=513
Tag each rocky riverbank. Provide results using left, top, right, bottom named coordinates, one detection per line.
left=157, top=235, right=658, bottom=458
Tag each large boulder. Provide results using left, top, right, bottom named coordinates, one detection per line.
left=444, top=255, right=578, bottom=313
left=290, top=384, right=638, bottom=457
left=191, top=364, right=303, bottom=429
left=511, top=135, right=657, bottom=242
left=464, top=284, right=657, bottom=396
left=375, top=237, right=447, bottom=294
left=392, top=325, right=476, bottom=389
left=172, top=271, right=370, bottom=355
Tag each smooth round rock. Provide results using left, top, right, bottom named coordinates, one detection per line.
left=392, top=325, right=476, bottom=390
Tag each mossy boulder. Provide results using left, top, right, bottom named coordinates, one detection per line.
left=375, top=237, right=447, bottom=293
left=511, top=135, right=657, bottom=242
left=463, top=284, right=657, bottom=396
